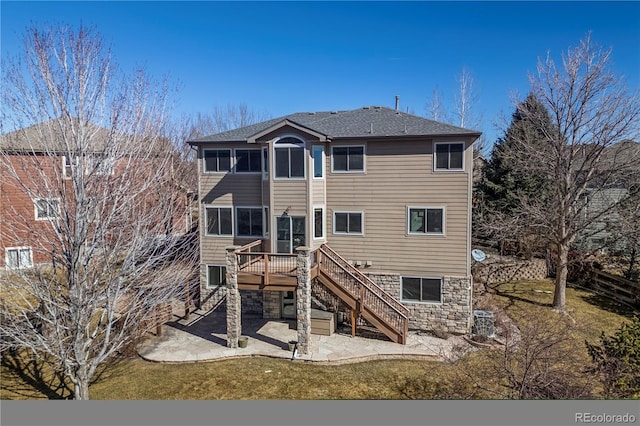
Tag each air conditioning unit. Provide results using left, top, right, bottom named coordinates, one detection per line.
left=472, top=310, right=495, bottom=337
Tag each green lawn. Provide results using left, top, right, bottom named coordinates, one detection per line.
left=1, top=279, right=636, bottom=400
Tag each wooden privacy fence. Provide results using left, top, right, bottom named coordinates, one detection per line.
left=588, top=270, right=640, bottom=308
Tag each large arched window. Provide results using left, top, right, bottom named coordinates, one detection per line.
left=274, top=137, right=305, bottom=178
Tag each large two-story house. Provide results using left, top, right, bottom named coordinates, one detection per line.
left=188, top=106, right=481, bottom=352
left=1, top=118, right=191, bottom=269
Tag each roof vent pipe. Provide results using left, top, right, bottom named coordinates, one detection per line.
left=395, top=96, right=400, bottom=111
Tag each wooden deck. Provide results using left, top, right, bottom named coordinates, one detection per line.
left=236, top=254, right=318, bottom=291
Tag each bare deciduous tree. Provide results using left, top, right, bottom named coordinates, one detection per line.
left=0, top=24, right=197, bottom=399
left=487, top=34, right=640, bottom=311
left=189, top=103, right=271, bottom=137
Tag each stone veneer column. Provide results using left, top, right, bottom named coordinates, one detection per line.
left=296, top=247, right=312, bottom=354
left=225, top=246, right=241, bottom=348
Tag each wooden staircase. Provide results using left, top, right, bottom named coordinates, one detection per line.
left=316, top=244, right=410, bottom=344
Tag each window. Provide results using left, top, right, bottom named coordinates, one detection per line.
left=205, top=207, right=233, bottom=236
left=434, top=142, right=464, bottom=171
left=333, top=211, right=363, bottom=235
left=235, top=149, right=262, bottom=173
left=263, top=206, right=269, bottom=236
left=314, top=207, right=324, bottom=239
left=86, top=154, right=115, bottom=175
left=274, top=137, right=305, bottom=178
left=262, top=147, right=269, bottom=180
left=332, top=146, right=364, bottom=172
left=5, top=247, right=33, bottom=269
left=34, top=198, right=59, bottom=220
left=236, top=207, right=263, bottom=237
left=408, top=207, right=444, bottom=235
left=402, top=277, right=442, bottom=303
left=62, top=155, right=78, bottom=179
left=207, top=265, right=226, bottom=288
left=312, top=145, right=324, bottom=178
left=203, top=149, right=232, bottom=173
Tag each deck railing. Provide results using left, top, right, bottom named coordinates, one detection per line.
left=236, top=240, right=298, bottom=281
left=317, top=244, right=409, bottom=342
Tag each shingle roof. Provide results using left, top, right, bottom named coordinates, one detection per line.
left=1, top=118, right=113, bottom=152
left=189, top=106, right=481, bottom=143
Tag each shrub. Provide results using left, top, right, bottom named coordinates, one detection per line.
left=586, top=315, right=640, bottom=398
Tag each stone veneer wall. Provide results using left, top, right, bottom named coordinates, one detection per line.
left=366, top=273, right=473, bottom=334
left=263, top=291, right=281, bottom=319
left=198, top=264, right=263, bottom=314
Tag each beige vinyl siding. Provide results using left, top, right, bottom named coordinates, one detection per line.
left=272, top=180, right=307, bottom=216
left=199, top=143, right=264, bottom=266
left=311, top=179, right=325, bottom=205
left=325, top=138, right=473, bottom=277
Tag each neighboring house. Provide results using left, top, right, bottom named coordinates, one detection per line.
left=188, top=106, right=481, bottom=351
left=0, top=118, right=190, bottom=269
left=576, top=140, right=640, bottom=253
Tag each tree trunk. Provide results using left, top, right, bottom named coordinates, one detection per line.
left=553, top=243, right=568, bottom=311
left=74, top=378, right=90, bottom=400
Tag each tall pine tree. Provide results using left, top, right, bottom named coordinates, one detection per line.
left=475, top=93, right=555, bottom=255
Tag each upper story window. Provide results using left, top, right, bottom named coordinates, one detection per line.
left=332, top=146, right=364, bottom=172
left=34, top=198, right=60, bottom=220
left=262, top=148, right=269, bottom=180
left=203, top=149, right=232, bottom=173
left=333, top=211, right=363, bottom=235
left=86, top=154, right=115, bottom=176
left=5, top=247, right=33, bottom=269
left=408, top=207, right=444, bottom=235
left=205, top=206, right=233, bottom=236
left=62, top=155, right=77, bottom=179
left=312, top=145, right=324, bottom=178
left=274, top=137, right=305, bottom=179
left=236, top=207, right=263, bottom=237
left=235, top=149, right=262, bottom=173
left=434, top=142, right=464, bottom=171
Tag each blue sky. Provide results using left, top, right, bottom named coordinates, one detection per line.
left=2, top=1, right=639, bottom=149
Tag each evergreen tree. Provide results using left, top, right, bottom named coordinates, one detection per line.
left=474, top=93, right=555, bottom=255
left=480, top=93, right=554, bottom=215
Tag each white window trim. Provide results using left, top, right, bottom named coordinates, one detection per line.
left=206, top=264, right=227, bottom=288
left=313, top=205, right=326, bottom=240
left=5, top=246, right=33, bottom=269
left=406, top=206, right=446, bottom=236
left=34, top=198, right=60, bottom=221
left=312, top=145, right=325, bottom=179
left=262, top=147, right=269, bottom=181
left=273, top=136, right=306, bottom=180
left=263, top=206, right=270, bottom=237
left=234, top=148, right=262, bottom=174
left=62, top=155, right=76, bottom=179
left=433, top=141, right=465, bottom=172
left=85, top=154, right=115, bottom=176
left=400, top=276, right=443, bottom=304
left=332, top=210, right=364, bottom=236
left=204, top=205, right=234, bottom=237
left=202, top=148, right=232, bottom=174
left=331, top=144, right=366, bottom=173
left=235, top=206, right=264, bottom=238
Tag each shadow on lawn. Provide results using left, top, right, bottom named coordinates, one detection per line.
left=575, top=291, right=638, bottom=319
left=490, top=282, right=554, bottom=310
left=1, top=351, right=73, bottom=399
left=1, top=349, right=128, bottom=400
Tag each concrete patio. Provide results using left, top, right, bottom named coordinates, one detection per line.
left=137, top=308, right=466, bottom=364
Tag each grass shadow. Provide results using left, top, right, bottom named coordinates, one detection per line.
left=0, top=350, right=73, bottom=399
left=575, top=291, right=638, bottom=320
